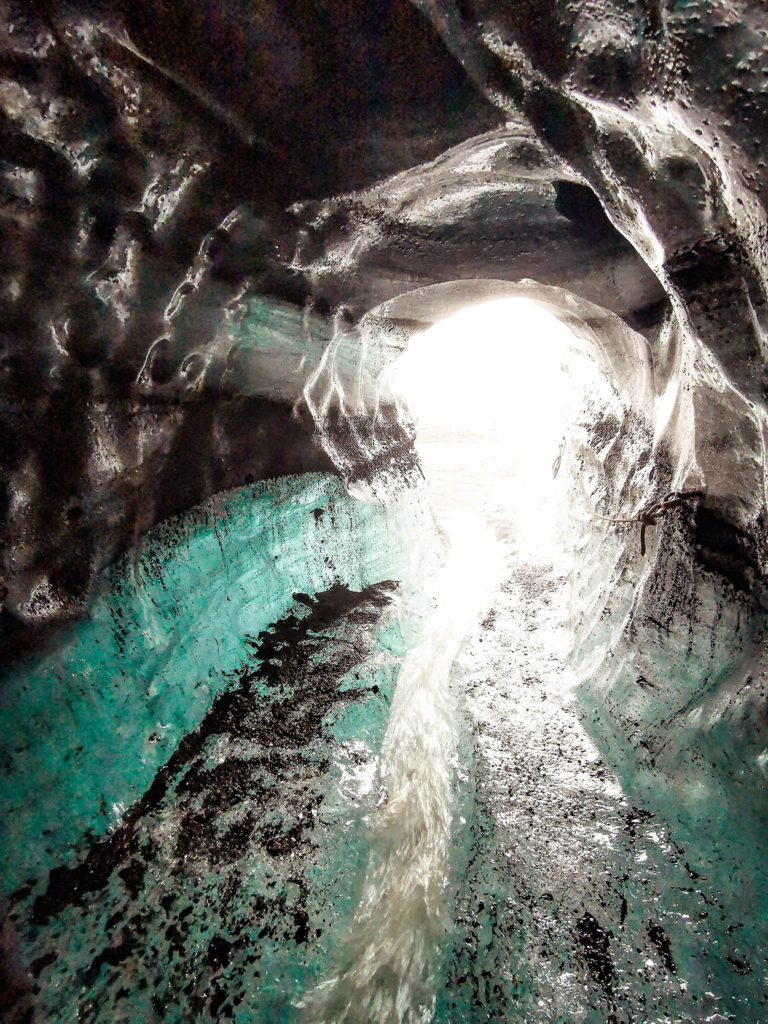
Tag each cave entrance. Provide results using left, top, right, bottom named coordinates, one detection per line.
left=320, top=294, right=639, bottom=1021
left=386, top=296, right=608, bottom=559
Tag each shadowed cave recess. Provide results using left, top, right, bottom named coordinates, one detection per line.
left=2, top=1, right=768, bottom=1021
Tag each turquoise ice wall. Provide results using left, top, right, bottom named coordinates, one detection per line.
left=1, top=474, right=422, bottom=893
left=0, top=471, right=440, bottom=1022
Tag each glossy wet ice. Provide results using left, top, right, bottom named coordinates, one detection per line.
left=306, top=512, right=504, bottom=1023
left=376, top=301, right=765, bottom=1022
left=435, top=503, right=748, bottom=1023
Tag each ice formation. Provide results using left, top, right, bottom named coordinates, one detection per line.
left=1, top=1, right=768, bottom=1021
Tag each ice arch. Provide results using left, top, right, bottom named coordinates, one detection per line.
left=294, top=282, right=768, bottom=1022
left=301, top=277, right=768, bottom=1006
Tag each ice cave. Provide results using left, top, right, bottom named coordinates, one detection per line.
left=2, top=1, right=768, bottom=1021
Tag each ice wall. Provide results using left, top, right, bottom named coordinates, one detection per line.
left=0, top=471, right=442, bottom=1021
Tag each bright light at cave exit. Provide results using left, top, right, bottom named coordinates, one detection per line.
left=389, top=298, right=590, bottom=555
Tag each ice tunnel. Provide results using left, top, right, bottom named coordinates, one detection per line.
left=2, top=1, right=768, bottom=1022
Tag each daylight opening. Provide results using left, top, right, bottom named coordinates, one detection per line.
left=387, top=298, right=608, bottom=558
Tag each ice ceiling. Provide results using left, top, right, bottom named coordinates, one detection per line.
left=2, top=1, right=768, bottom=1021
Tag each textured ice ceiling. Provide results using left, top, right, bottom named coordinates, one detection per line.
left=2, top=0, right=766, bottom=652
